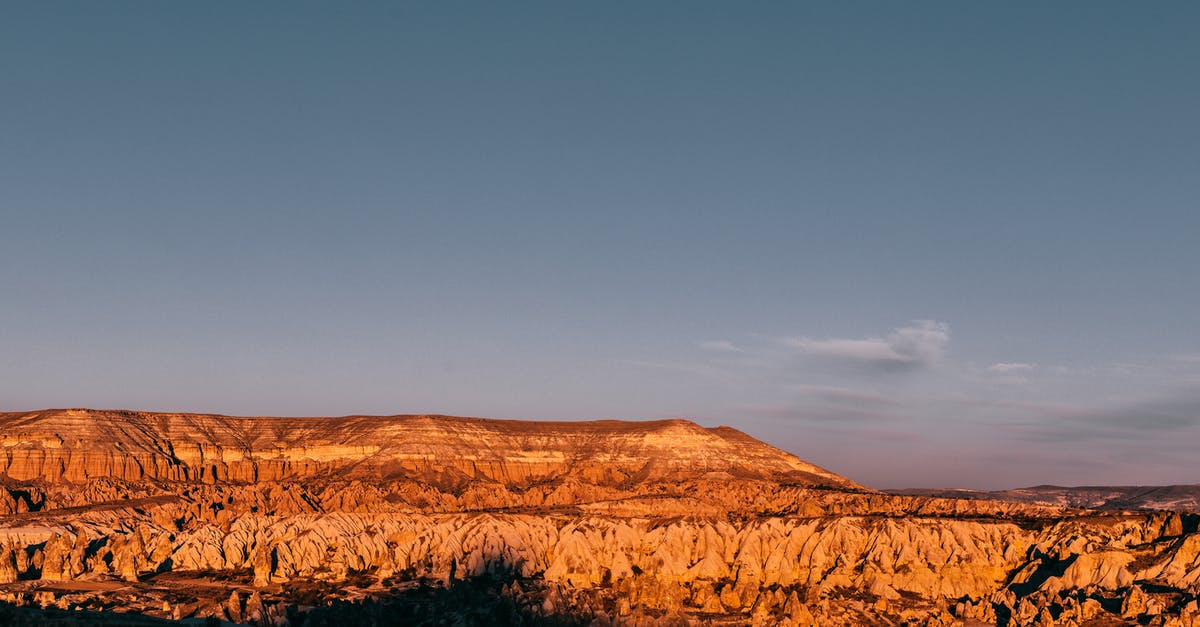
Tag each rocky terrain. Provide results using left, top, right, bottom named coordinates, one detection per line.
left=0, top=408, right=1199, bottom=626
left=892, top=485, right=1200, bottom=513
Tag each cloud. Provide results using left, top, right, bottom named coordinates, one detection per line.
left=736, top=385, right=909, bottom=427
left=993, top=387, right=1200, bottom=444
left=697, top=340, right=743, bottom=353
left=988, top=362, right=1036, bottom=373
left=742, top=403, right=899, bottom=423
left=784, top=320, right=950, bottom=371
left=1098, top=391, right=1200, bottom=432
left=960, top=398, right=1096, bottom=419
left=790, top=384, right=904, bottom=408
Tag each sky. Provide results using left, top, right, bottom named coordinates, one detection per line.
left=2, top=2, right=1199, bottom=489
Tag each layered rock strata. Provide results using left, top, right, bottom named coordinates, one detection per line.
left=0, top=409, right=1198, bottom=626
left=0, top=409, right=856, bottom=489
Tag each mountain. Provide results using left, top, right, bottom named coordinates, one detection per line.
left=892, top=484, right=1200, bottom=512
left=0, top=408, right=858, bottom=488
left=1, top=408, right=1199, bottom=626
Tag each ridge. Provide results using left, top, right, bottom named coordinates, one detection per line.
left=0, top=408, right=863, bottom=490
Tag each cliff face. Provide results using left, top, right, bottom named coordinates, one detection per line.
left=0, top=409, right=1198, bottom=626
left=0, top=409, right=856, bottom=488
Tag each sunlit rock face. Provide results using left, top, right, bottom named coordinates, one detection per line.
left=0, top=409, right=857, bottom=488
left=0, top=409, right=1199, bottom=626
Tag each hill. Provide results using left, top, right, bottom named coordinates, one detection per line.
left=0, top=408, right=1198, bottom=626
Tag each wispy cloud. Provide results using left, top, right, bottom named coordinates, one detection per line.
left=697, top=340, right=743, bottom=353
left=789, top=384, right=904, bottom=408
left=1098, top=390, right=1200, bottom=432
left=625, top=321, right=1200, bottom=487
left=991, top=387, right=1200, bottom=444
left=959, top=398, right=1097, bottom=419
left=741, top=403, right=900, bottom=423
left=737, top=384, right=910, bottom=426
left=784, top=320, right=950, bottom=371
left=988, top=362, right=1036, bottom=373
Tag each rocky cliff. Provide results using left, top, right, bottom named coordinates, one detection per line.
left=0, top=409, right=856, bottom=489
left=1, top=409, right=1198, bottom=626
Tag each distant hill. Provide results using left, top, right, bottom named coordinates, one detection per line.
left=890, top=483, right=1200, bottom=511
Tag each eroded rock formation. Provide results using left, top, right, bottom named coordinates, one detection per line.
left=0, top=408, right=1197, bottom=626
left=0, top=409, right=856, bottom=489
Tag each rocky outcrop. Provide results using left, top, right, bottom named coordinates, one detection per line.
left=1, top=408, right=1199, bottom=625
left=0, top=409, right=858, bottom=489
left=2, top=506, right=1200, bottom=624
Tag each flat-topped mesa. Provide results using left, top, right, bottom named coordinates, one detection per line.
left=0, top=409, right=861, bottom=489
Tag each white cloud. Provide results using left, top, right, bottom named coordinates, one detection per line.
left=988, top=362, right=1036, bottom=374
left=784, top=320, right=950, bottom=370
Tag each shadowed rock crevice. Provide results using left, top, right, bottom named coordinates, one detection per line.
left=287, top=574, right=595, bottom=627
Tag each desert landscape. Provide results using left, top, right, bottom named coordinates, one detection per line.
left=0, top=408, right=1197, bottom=626
left=7, top=3, right=1199, bottom=626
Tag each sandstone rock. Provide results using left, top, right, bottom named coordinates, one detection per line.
left=0, top=545, right=19, bottom=583
left=226, top=590, right=242, bottom=623
left=0, top=409, right=861, bottom=489
left=2, top=408, right=1200, bottom=625
left=1123, top=584, right=1149, bottom=618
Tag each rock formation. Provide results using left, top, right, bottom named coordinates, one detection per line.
left=0, top=408, right=1197, bottom=626
left=894, top=484, right=1200, bottom=511
left=0, top=409, right=856, bottom=489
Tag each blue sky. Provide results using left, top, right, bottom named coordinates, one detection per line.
left=3, top=2, right=1199, bottom=488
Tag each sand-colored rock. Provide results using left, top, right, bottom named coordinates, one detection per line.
left=0, top=408, right=1198, bottom=624
left=0, top=409, right=860, bottom=489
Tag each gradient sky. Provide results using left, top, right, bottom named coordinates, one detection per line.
left=3, top=2, right=1199, bottom=489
